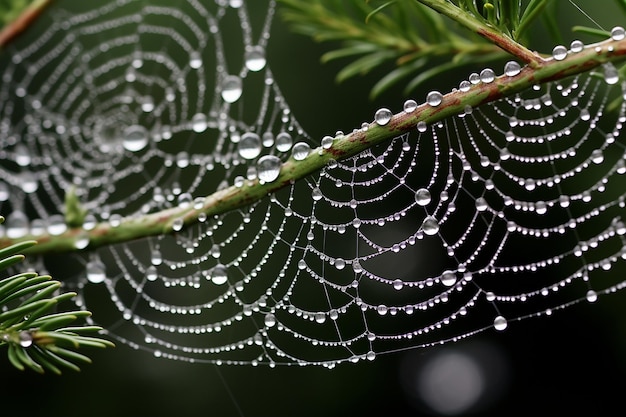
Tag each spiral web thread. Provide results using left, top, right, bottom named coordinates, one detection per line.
left=1, top=0, right=626, bottom=367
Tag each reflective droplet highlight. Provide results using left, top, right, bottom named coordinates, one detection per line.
left=257, top=155, right=281, bottom=183
left=238, top=132, right=262, bottom=159
left=122, top=125, right=149, bottom=152
left=221, top=75, right=243, bottom=103
left=375, top=108, right=392, bottom=125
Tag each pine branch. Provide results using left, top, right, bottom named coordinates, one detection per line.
left=0, top=0, right=52, bottom=48
left=1, top=32, right=625, bottom=255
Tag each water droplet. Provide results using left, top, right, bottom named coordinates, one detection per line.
left=14, top=144, right=30, bottom=166
left=172, top=218, right=184, bottom=231
left=493, top=315, right=507, bottom=331
left=292, top=142, right=310, bottom=160
left=611, top=26, right=625, bottom=41
left=86, top=260, right=106, bottom=283
left=122, top=125, right=149, bottom=152
left=221, top=75, right=243, bottom=103
left=417, top=121, right=427, bottom=133
left=0, top=182, right=9, bottom=201
left=47, top=214, right=67, bottom=235
left=191, top=113, right=208, bottom=133
left=570, top=40, right=584, bottom=53
left=146, top=266, right=158, bottom=282
left=238, top=132, right=261, bottom=159
left=440, top=270, right=457, bottom=286
left=6, top=211, right=29, bottom=238
left=321, top=135, right=333, bottom=149
left=591, top=149, right=604, bottom=164
left=311, top=188, right=323, bottom=203
left=176, top=152, right=189, bottom=168
left=377, top=305, right=388, bottom=315
left=275, top=132, right=293, bottom=152
left=244, top=45, right=266, bottom=71
left=264, top=313, right=277, bottom=327
left=314, top=312, right=326, bottom=324
left=151, top=250, right=163, bottom=266
left=426, top=91, right=443, bottom=107
left=20, top=172, right=38, bottom=193
left=74, top=232, right=89, bottom=249
left=586, top=289, right=598, bottom=303
left=552, top=45, right=568, bottom=61
left=374, top=108, right=392, bottom=125
left=257, top=155, right=281, bottom=183
left=403, top=99, right=417, bottom=113
left=189, top=51, right=202, bottom=69
left=335, top=258, right=345, bottom=270
left=504, top=61, right=521, bottom=77
left=603, top=63, right=619, bottom=85
left=211, top=264, right=228, bottom=285
left=479, top=68, right=495, bottom=83
left=469, top=73, right=480, bottom=84
left=393, top=279, right=404, bottom=290
left=475, top=197, right=488, bottom=212
left=19, top=331, right=32, bottom=348
left=262, top=132, right=274, bottom=147
left=415, top=188, right=431, bottom=206
left=459, top=80, right=471, bottom=92
left=421, top=216, right=439, bottom=235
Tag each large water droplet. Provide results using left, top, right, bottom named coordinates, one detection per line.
left=47, top=214, right=67, bottom=235
left=570, top=40, right=584, bottom=53
left=0, top=182, right=9, bottom=201
left=6, top=211, right=29, bottom=238
left=403, top=99, right=417, bottom=113
left=257, top=155, right=281, bottom=183
left=493, top=315, right=507, bottom=331
left=20, top=172, right=38, bottom=193
left=264, top=313, right=277, bottom=327
left=244, top=45, right=266, bottom=71
left=292, top=142, right=310, bottom=160
left=475, top=197, right=488, bottom=212
left=221, top=75, right=243, bottom=103
left=426, top=91, right=443, bottom=107
left=275, top=132, right=293, bottom=152
left=415, top=188, right=431, bottom=206
left=189, top=51, right=202, bottom=69
left=586, top=289, right=598, bottom=303
left=19, top=331, right=33, bottom=348
left=122, top=125, right=149, bottom=152
left=86, top=260, right=106, bottom=283
left=611, top=26, right=625, bottom=41
left=603, top=63, right=619, bottom=85
left=146, top=266, right=158, bottom=282
left=552, top=45, right=568, bottom=61
left=374, top=108, right=392, bottom=125
left=479, top=68, right=495, bottom=83
left=503, top=61, right=521, bottom=77
left=211, top=264, right=228, bottom=285
left=440, top=270, right=457, bottom=286
left=191, top=113, right=208, bottom=133
left=422, top=215, right=439, bottom=235
left=151, top=249, right=163, bottom=266
left=238, top=132, right=261, bottom=159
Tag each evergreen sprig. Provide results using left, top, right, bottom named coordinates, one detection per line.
left=0, top=217, right=113, bottom=374
left=279, top=0, right=507, bottom=99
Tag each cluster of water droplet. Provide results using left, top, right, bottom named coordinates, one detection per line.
left=3, top=1, right=626, bottom=368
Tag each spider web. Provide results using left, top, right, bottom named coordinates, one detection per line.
left=1, top=0, right=625, bottom=367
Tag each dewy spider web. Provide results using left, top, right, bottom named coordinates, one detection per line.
left=1, top=0, right=626, bottom=367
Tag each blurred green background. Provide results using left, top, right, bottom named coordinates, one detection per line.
left=1, top=1, right=626, bottom=416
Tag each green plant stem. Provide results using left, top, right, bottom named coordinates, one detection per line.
left=416, top=0, right=544, bottom=66
left=1, top=34, right=625, bottom=255
left=0, top=0, right=53, bottom=48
